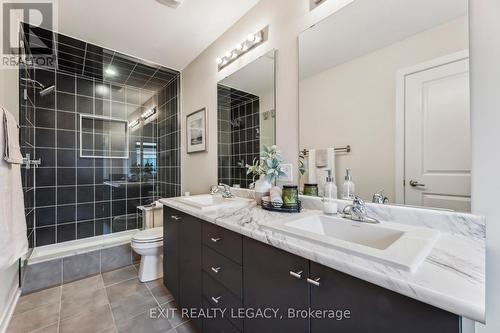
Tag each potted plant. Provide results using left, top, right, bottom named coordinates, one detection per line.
left=246, top=145, right=287, bottom=204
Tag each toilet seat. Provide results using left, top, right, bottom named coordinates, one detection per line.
left=132, top=227, right=163, bottom=243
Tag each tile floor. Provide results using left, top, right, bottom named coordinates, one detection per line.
left=8, top=265, right=199, bottom=333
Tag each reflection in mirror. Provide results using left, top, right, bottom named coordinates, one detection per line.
left=217, top=50, right=276, bottom=188
left=299, top=0, right=470, bottom=212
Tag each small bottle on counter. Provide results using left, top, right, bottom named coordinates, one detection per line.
left=323, top=170, right=338, bottom=215
left=342, top=169, right=355, bottom=199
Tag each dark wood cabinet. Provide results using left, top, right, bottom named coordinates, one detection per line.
left=179, top=213, right=203, bottom=328
left=163, top=207, right=202, bottom=329
left=309, top=262, right=461, bottom=333
left=163, top=207, right=181, bottom=301
left=164, top=207, right=461, bottom=333
left=243, top=237, right=310, bottom=333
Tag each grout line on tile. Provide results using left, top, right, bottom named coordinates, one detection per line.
left=102, top=273, right=119, bottom=332
left=57, top=284, right=62, bottom=333
left=143, top=279, right=161, bottom=307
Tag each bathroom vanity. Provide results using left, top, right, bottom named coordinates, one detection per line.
left=161, top=196, right=484, bottom=333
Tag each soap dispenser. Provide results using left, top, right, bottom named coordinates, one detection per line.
left=342, top=169, right=355, bottom=199
left=323, top=170, right=338, bottom=215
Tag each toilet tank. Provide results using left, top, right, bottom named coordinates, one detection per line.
left=138, top=202, right=163, bottom=229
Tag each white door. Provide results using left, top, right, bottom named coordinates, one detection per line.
left=404, top=58, right=470, bottom=212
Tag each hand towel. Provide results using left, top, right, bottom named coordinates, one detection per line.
left=0, top=108, right=28, bottom=269
left=308, top=149, right=317, bottom=184
left=2, top=107, right=23, bottom=164
left=327, top=147, right=336, bottom=177
left=315, top=149, right=328, bottom=168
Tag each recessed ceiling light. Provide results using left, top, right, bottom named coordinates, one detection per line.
left=156, top=0, right=183, bottom=8
left=105, top=67, right=117, bottom=76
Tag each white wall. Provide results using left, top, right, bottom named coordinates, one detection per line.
left=471, top=0, right=500, bottom=332
left=181, top=0, right=355, bottom=194
left=0, top=66, right=20, bottom=331
left=299, top=16, right=467, bottom=201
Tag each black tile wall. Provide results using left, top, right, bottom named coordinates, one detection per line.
left=217, top=85, right=260, bottom=188
left=19, top=26, right=181, bottom=246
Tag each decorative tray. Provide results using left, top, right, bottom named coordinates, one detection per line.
left=261, top=200, right=301, bottom=213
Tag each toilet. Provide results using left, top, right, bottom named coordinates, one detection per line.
left=132, top=203, right=164, bottom=282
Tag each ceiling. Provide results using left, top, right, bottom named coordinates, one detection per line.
left=56, top=0, right=260, bottom=70
left=219, top=50, right=275, bottom=96
left=23, top=24, right=178, bottom=94
left=299, top=0, right=468, bottom=79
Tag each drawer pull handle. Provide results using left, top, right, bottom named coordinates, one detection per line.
left=211, top=296, right=222, bottom=304
left=211, top=237, right=222, bottom=243
left=307, top=277, right=321, bottom=287
left=211, top=266, right=221, bottom=274
left=289, top=270, right=303, bottom=279
left=171, top=215, right=182, bottom=220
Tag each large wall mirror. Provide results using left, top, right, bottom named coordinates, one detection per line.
left=217, top=50, right=276, bottom=188
left=299, top=0, right=470, bottom=212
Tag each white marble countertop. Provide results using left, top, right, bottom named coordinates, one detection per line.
left=159, top=197, right=485, bottom=323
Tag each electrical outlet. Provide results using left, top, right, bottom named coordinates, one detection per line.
left=279, top=163, right=293, bottom=182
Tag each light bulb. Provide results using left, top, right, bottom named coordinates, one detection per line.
left=254, top=32, right=262, bottom=43
left=247, top=33, right=256, bottom=42
left=231, top=51, right=238, bottom=59
left=235, top=43, right=243, bottom=51
left=216, top=57, right=223, bottom=65
left=225, top=51, right=232, bottom=58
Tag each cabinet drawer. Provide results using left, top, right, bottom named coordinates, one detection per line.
left=163, top=206, right=185, bottom=222
left=202, top=299, right=241, bottom=333
left=203, top=272, right=243, bottom=331
left=202, top=223, right=242, bottom=264
left=203, top=246, right=242, bottom=299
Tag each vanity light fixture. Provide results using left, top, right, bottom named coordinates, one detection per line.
left=156, top=0, right=183, bottom=8
left=141, top=107, right=157, bottom=120
left=128, top=119, right=140, bottom=128
left=216, top=27, right=267, bottom=71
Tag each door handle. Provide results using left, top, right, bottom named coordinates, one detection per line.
left=171, top=215, right=182, bottom=220
left=210, top=237, right=222, bottom=243
left=307, top=277, right=321, bottom=287
left=289, top=270, right=303, bottom=279
left=409, top=180, right=426, bottom=187
left=211, top=266, right=221, bottom=274
left=211, top=296, right=222, bottom=304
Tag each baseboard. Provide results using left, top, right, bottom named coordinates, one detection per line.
left=0, top=288, right=21, bottom=333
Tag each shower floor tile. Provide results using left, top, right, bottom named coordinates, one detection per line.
left=7, top=266, right=198, bottom=333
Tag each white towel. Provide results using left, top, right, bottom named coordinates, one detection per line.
left=308, top=149, right=317, bottom=184
left=315, top=149, right=328, bottom=168
left=2, top=107, right=23, bottom=164
left=327, top=147, right=336, bottom=177
left=0, top=107, right=28, bottom=269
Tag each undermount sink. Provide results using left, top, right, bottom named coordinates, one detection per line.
left=262, top=214, right=440, bottom=272
left=173, top=194, right=252, bottom=210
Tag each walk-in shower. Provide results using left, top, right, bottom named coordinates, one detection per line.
left=19, top=24, right=181, bottom=260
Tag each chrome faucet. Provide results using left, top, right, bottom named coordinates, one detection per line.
left=209, top=185, right=220, bottom=195
left=342, top=195, right=380, bottom=224
left=219, top=183, right=234, bottom=198
left=372, top=189, right=389, bottom=204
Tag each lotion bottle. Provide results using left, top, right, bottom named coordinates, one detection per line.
left=323, top=170, right=338, bottom=215
left=342, top=169, right=355, bottom=199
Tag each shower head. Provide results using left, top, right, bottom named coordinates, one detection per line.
left=21, top=78, right=54, bottom=96
left=39, top=85, right=55, bottom=96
